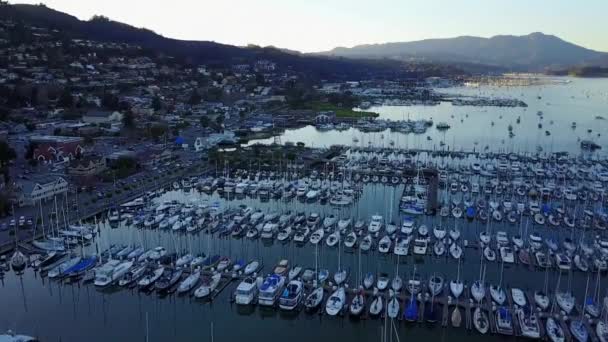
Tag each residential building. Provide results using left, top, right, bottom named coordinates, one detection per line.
left=30, top=135, right=85, bottom=162
left=68, top=155, right=107, bottom=176
left=82, top=110, right=124, bottom=124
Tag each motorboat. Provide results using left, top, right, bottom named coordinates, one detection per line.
left=368, top=215, right=383, bottom=233
left=273, top=259, right=289, bottom=276
left=412, top=238, right=428, bottom=255
left=406, top=273, right=422, bottom=295
left=392, top=236, right=408, bottom=256
left=499, top=247, right=514, bottom=263
left=495, top=307, right=513, bottom=335
left=279, top=280, right=304, bottom=310
left=401, top=217, right=414, bottom=235
left=244, top=260, right=260, bottom=275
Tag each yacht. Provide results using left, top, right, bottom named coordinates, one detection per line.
left=279, top=280, right=304, bottom=310
left=258, top=274, right=285, bottom=306
left=94, top=260, right=133, bottom=287
left=413, top=238, right=428, bottom=255
left=368, top=215, right=383, bottom=233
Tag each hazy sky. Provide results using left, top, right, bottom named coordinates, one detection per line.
left=12, top=0, right=608, bottom=52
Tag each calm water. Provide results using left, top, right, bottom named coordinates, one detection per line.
left=251, top=77, right=608, bottom=154
left=1, top=185, right=606, bottom=341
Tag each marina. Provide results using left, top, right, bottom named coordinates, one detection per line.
left=2, top=78, right=608, bottom=342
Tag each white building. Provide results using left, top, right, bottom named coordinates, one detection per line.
left=194, top=131, right=237, bottom=152
left=19, top=176, right=69, bottom=206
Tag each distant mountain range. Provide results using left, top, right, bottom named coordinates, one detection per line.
left=2, top=3, right=605, bottom=75
left=320, top=33, right=608, bottom=71
left=0, top=3, right=463, bottom=80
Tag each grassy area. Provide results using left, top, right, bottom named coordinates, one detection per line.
left=305, top=102, right=379, bottom=118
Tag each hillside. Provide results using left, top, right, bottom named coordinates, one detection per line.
left=0, top=3, right=465, bottom=80
left=322, top=33, right=608, bottom=71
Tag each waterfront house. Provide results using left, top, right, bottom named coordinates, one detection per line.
left=18, top=175, right=69, bottom=206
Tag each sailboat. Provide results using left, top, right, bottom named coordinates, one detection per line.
left=325, top=287, right=345, bottom=316
left=546, top=317, right=565, bottom=342
left=387, top=290, right=400, bottom=319
left=450, top=253, right=463, bottom=298
left=304, top=286, right=324, bottom=311
left=451, top=306, right=462, bottom=327
left=473, top=307, right=489, bottom=334
left=349, top=290, right=365, bottom=316
left=10, top=207, right=27, bottom=272
left=369, top=295, right=384, bottom=316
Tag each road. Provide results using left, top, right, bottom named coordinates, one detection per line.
left=0, top=157, right=210, bottom=255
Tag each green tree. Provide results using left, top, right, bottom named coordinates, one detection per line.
left=0, top=141, right=16, bottom=168
left=188, top=90, right=202, bottom=105
left=199, top=116, right=210, bottom=128
left=58, top=89, right=74, bottom=108
left=101, top=93, right=119, bottom=110
left=151, top=96, right=162, bottom=111
left=215, top=114, right=224, bottom=127
left=122, top=111, right=135, bottom=129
